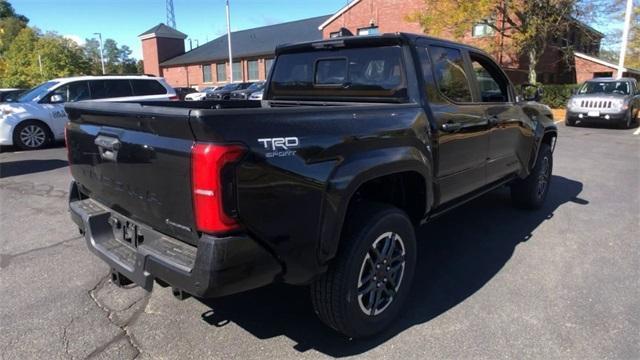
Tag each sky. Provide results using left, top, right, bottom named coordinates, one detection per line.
left=12, top=0, right=624, bottom=60
left=12, top=0, right=351, bottom=59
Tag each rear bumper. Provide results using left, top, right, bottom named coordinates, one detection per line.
left=69, top=185, right=281, bottom=298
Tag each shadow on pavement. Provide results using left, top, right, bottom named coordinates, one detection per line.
left=0, top=159, right=68, bottom=178
left=197, top=175, right=587, bottom=356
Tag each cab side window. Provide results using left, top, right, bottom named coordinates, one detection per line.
left=429, top=46, right=473, bottom=103
left=90, top=80, right=133, bottom=99
left=51, top=81, right=90, bottom=102
left=470, top=53, right=509, bottom=102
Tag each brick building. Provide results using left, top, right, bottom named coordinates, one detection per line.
left=140, top=0, right=639, bottom=88
left=139, top=16, right=329, bottom=89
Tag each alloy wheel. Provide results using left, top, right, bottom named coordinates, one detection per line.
left=20, top=125, right=46, bottom=148
left=536, top=156, right=551, bottom=198
left=357, top=231, right=406, bottom=316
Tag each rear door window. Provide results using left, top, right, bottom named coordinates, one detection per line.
left=89, top=80, right=133, bottom=99
left=131, top=80, right=167, bottom=96
left=270, top=46, right=407, bottom=102
left=429, top=46, right=473, bottom=103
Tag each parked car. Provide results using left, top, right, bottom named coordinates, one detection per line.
left=566, top=77, right=640, bottom=128
left=0, top=75, right=177, bottom=150
left=66, top=33, right=557, bottom=338
left=173, top=87, right=198, bottom=100
left=248, top=90, right=263, bottom=100
left=0, top=88, right=25, bottom=103
left=208, top=82, right=254, bottom=100
left=185, top=86, right=218, bottom=101
left=230, top=81, right=265, bottom=100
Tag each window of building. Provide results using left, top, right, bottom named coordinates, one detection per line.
left=357, top=26, right=380, bottom=36
left=470, top=53, right=508, bottom=102
left=202, top=64, right=212, bottom=83
left=247, top=60, right=259, bottom=80
left=429, top=46, right=472, bottom=103
left=265, top=58, right=275, bottom=77
left=594, top=72, right=613, bottom=78
left=472, top=21, right=495, bottom=37
left=216, top=63, right=227, bottom=82
left=131, top=80, right=167, bottom=95
left=232, top=61, right=242, bottom=81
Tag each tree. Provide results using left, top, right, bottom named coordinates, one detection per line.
left=411, top=0, right=604, bottom=84
left=83, top=37, right=103, bottom=74
left=1, top=27, right=91, bottom=87
left=0, top=0, right=28, bottom=22
left=625, top=5, right=639, bottom=69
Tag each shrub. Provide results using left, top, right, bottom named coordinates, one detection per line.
left=540, top=84, right=581, bottom=109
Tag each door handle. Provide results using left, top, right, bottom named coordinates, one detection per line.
left=441, top=122, right=462, bottom=132
left=95, top=135, right=121, bottom=162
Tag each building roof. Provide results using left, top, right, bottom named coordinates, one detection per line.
left=575, top=52, right=640, bottom=75
left=139, top=23, right=187, bottom=40
left=160, top=15, right=331, bottom=67
left=319, top=0, right=361, bottom=30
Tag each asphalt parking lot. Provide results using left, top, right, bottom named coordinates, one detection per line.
left=1, top=122, right=639, bottom=359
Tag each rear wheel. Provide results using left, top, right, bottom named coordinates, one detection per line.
left=511, top=143, right=553, bottom=209
left=311, top=203, right=416, bottom=338
left=13, top=120, right=51, bottom=150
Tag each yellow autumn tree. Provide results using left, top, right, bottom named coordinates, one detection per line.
left=410, top=0, right=602, bottom=84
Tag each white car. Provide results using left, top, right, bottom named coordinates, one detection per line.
left=0, top=75, right=177, bottom=150
left=249, top=90, right=263, bottom=100
left=185, top=86, right=219, bottom=101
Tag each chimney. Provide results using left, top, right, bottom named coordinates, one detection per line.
left=138, top=23, right=187, bottom=76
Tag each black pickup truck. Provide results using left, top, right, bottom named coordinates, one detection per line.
left=66, top=33, right=557, bottom=338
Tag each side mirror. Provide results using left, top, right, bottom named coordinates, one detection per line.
left=49, top=94, right=65, bottom=104
left=521, top=83, right=543, bottom=102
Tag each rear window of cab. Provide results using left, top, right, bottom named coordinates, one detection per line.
left=269, top=46, right=407, bottom=102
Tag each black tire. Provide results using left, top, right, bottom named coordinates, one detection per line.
left=565, top=118, right=576, bottom=127
left=311, top=202, right=417, bottom=338
left=619, top=109, right=633, bottom=129
left=13, top=120, right=51, bottom=150
left=511, top=143, right=553, bottom=209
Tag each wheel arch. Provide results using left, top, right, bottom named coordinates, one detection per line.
left=12, top=118, right=54, bottom=147
left=317, top=146, right=433, bottom=265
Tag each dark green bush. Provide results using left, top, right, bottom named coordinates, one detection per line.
left=540, top=84, right=581, bottom=108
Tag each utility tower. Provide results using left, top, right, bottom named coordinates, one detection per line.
left=166, top=0, right=177, bottom=28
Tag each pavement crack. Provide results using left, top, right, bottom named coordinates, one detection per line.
left=0, top=235, right=82, bottom=269
left=86, top=274, right=150, bottom=359
left=61, top=317, right=75, bottom=360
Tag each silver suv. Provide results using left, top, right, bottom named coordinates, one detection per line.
left=566, top=77, right=640, bottom=129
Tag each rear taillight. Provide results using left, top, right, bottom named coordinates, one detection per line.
left=169, top=95, right=180, bottom=101
left=191, top=143, right=245, bottom=234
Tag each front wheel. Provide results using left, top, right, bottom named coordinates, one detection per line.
left=13, top=120, right=51, bottom=150
left=311, top=203, right=416, bottom=338
left=511, top=143, right=553, bottom=209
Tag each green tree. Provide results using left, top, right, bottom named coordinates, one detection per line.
left=1, top=28, right=91, bottom=87
left=411, top=0, right=603, bottom=84
left=1, top=26, right=38, bottom=87
left=0, top=0, right=29, bottom=66
left=83, top=37, right=103, bottom=74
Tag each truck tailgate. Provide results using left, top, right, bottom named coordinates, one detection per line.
left=65, top=102, right=199, bottom=245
